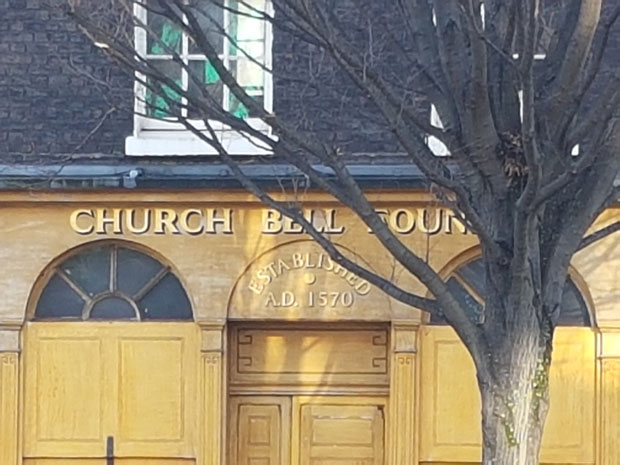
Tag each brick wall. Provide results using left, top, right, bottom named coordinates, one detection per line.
left=0, top=0, right=132, bottom=158
left=0, top=0, right=617, bottom=159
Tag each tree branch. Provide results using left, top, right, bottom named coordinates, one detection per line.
left=546, top=0, right=602, bottom=135
left=578, top=220, right=620, bottom=251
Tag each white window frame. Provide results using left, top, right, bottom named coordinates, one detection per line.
left=427, top=104, right=450, bottom=156
left=126, top=0, right=274, bottom=156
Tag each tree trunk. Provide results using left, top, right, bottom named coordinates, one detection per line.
left=479, top=330, right=552, bottom=465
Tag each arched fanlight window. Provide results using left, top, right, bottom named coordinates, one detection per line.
left=34, top=243, right=192, bottom=321
left=431, top=258, right=591, bottom=326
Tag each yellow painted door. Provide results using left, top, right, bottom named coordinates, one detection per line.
left=229, top=396, right=291, bottom=465
left=111, top=324, right=199, bottom=458
left=292, top=397, right=386, bottom=465
left=23, top=323, right=199, bottom=462
left=24, top=324, right=113, bottom=458
left=230, top=396, right=386, bottom=465
left=418, top=326, right=596, bottom=463
left=25, top=461, right=193, bottom=465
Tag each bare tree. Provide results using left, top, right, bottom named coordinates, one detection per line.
left=67, top=0, right=620, bottom=463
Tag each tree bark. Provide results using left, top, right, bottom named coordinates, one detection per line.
left=479, top=326, right=552, bottom=465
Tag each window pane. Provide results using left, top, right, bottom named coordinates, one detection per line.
left=232, top=40, right=264, bottom=59
left=138, top=273, right=193, bottom=320
left=229, top=58, right=264, bottom=117
left=230, top=0, right=266, bottom=42
left=559, top=280, right=590, bottom=326
left=90, top=297, right=137, bottom=320
left=35, top=274, right=85, bottom=319
left=455, top=259, right=485, bottom=299
left=147, top=11, right=182, bottom=55
left=432, top=258, right=590, bottom=327
left=229, top=92, right=263, bottom=118
left=116, top=248, right=163, bottom=298
left=61, top=246, right=111, bottom=297
left=430, top=278, right=483, bottom=325
left=187, top=59, right=224, bottom=118
left=188, top=1, right=224, bottom=54
left=234, top=58, right=263, bottom=88
left=146, top=59, right=183, bottom=118
left=447, top=277, right=483, bottom=323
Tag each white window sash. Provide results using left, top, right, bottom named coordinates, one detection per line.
left=129, top=0, right=274, bottom=155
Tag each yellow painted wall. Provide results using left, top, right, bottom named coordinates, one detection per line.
left=0, top=190, right=478, bottom=325
left=0, top=191, right=616, bottom=327
left=0, top=191, right=618, bottom=465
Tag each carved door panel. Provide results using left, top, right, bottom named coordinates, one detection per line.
left=229, top=396, right=291, bottom=465
left=292, top=397, right=385, bottom=465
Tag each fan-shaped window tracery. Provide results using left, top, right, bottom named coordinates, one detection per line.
left=35, top=244, right=192, bottom=321
left=431, top=258, right=590, bottom=326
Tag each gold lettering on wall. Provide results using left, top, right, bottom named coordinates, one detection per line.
left=153, top=208, right=180, bottom=234
left=369, top=208, right=470, bottom=235
left=69, top=207, right=470, bottom=236
left=69, top=208, right=234, bottom=235
left=70, top=209, right=95, bottom=234
left=261, top=208, right=344, bottom=234
left=247, top=251, right=372, bottom=300
left=95, top=208, right=122, bottom=234
left=205, top=208, right=233, bottom=234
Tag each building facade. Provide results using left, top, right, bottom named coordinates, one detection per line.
left=1, top=1, right=620, bottom=465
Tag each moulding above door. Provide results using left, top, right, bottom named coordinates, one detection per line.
left=0, top=324, right=21, bottom=352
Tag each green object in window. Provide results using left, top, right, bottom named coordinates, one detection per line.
left=233, top=103, right=249, bottom=119
left=148, top=79, right=182, bottom=118
left=150, top=21, right=182, bottom=54
left=205, top=60, right=220, bottom=84
left=230, top=95, right=249, bottom=118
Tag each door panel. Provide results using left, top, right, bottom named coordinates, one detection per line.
left=229, top=326, right=389, bottom=390
left=419, top=326, right=596, bottom=463
left=292, top=397, right=385, bottom=465
left=24, top=324, right=112, bottom=458
left=230, top=396, right=385, bottom=465
left=24, top=460, right=195, bottom=465
left=229, top=396, right=291, bottom=465
left=24, top=460, right=105, bottom=465
left=24, top=323, right=199, bottom=460
left=114, top=325, right=198, bottom=457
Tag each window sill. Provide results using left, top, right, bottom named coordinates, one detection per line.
left=125, top=130, right=273, bottom=156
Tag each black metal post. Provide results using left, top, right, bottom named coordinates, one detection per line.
left=106, top=436, right=114, bottom=465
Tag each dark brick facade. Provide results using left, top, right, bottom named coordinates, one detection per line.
left=0, top=0, right=618, bottom=160
left=0, top=0, right=423, bottom=160
left=0, top=0, right=132, bottom=159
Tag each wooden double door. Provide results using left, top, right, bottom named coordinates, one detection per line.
left=22, top=323, right=199, bottom=465
left=228, top=396, right=386, bottom=465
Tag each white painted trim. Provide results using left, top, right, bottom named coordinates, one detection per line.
left=125, top=129, right=274, bottom=156
left=428, top=104, right=450, bottom=156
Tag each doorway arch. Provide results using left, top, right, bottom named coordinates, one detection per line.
left=22, top=240, right=199, bottom=465
left=428, top=246, right=594, bottom=326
